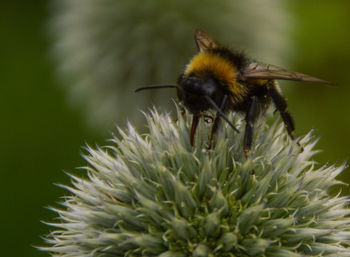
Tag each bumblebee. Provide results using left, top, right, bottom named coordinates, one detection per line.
left=136, top=29, right=331, bottom=158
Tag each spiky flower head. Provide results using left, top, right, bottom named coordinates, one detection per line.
left=42, top=106, right=350, bottom=256
left=49, top=0, right=290, bottom=129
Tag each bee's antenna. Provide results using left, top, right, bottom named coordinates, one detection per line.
left=135, top=85, right=179, bottom=92
left=204, top=95, right=240, bottom=133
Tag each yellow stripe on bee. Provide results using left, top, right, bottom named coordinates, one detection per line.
left=184, top=52, right=245, bottom=98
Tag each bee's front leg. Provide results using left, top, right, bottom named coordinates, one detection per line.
left=190, top=114, right=201, bottom=146
left=243, top=96, right=258, bottom=159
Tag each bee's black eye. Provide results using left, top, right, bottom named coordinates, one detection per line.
left=182, top=77, right=217, bottom=97
left=183, top=77, right=200, bottom=89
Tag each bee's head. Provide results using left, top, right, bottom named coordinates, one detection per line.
left=134, top=72, right=239, bottom=134
left=176, top=73, right=227, bottom=114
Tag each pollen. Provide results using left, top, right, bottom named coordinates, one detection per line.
left=184, top=52, right=245, bottom=98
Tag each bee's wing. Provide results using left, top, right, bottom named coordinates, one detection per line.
left=242, top=62, right=333, bottom=84
left=194, top=29, right=219, bottom=52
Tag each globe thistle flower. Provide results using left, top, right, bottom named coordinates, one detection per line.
left=49, top=0, right=290, bottom=129
left=41, top=106, right=350, bottom=256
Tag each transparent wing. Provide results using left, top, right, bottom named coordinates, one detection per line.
left=242, top=62, right=333, bottom=84
left=194, top=29, right=219, bottom=52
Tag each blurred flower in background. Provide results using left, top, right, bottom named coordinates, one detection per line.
left=49, top=0, right=291, bottom=130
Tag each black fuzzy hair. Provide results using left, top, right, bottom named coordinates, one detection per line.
left=209, top=47, right=249, bottom=71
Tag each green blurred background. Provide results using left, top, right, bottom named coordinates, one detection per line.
left=1, top=1, right=349, bottom=256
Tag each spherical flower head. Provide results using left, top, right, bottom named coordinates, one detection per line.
left=41, top=106, right=350, bottom=256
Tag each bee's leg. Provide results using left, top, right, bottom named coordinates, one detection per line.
left=190, top=114, right=201, bottom=146
left=244, top=96, right=258, bottom=159
left=268, top=84, right=303, bottom=151
left=207, top=116, right=221, bottom=149
left=208, top=95, right=228, bottom=149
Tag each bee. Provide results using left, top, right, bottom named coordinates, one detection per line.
left=136, top=29, right=332, bottom=158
